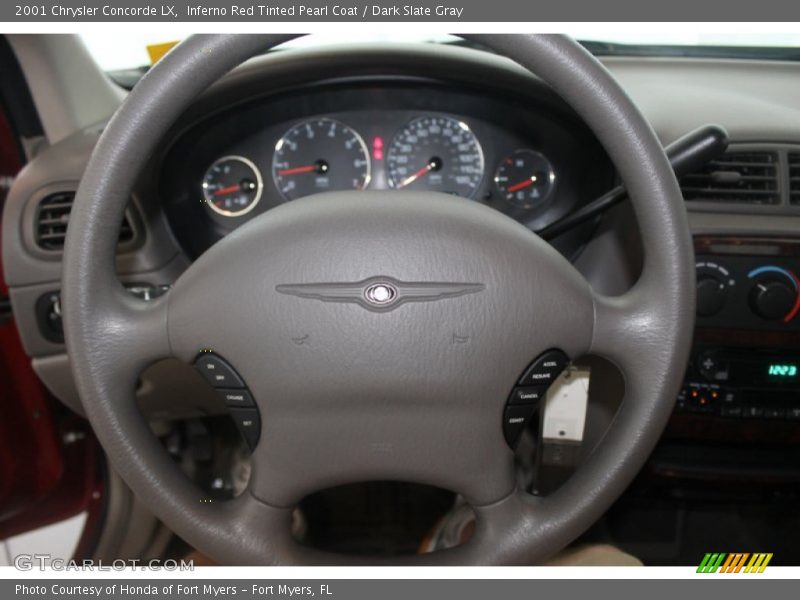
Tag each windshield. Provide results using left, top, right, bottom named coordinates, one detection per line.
left=80, top=31, right=800, bottom=73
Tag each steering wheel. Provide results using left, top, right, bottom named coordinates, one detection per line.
left=62, top=34, right=694, bottom=565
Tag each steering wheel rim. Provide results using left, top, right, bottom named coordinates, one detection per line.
left=62, top=34, right=694, bottom=565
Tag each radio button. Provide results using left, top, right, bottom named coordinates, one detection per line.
left=743, top=406, right=764, bottom=419
left=764, top=407, right=786, bottom=419
left=696, top=352, right=729, bottom=382
left=675, top=388, right=688, bottom=413
left=720, top=406, right=742, bottom=418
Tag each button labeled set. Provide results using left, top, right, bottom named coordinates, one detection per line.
left=503, top=349, right=569, bottom=447
left=194, top=353, right=261, bottom=450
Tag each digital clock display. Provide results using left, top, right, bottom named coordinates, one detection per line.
left=767, top=364, right=798, bottom=378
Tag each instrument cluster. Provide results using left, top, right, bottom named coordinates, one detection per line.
left=200, top=112, right=556, bottom=218
left=159, top=83, right=613, bottom=258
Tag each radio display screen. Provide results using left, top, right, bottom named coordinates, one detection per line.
left=697, top=350, right=800, bottom=388
left=767, top=363, right=799, bottom=379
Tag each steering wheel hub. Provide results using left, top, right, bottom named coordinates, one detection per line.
left=166, top=190, right=593, bottom=507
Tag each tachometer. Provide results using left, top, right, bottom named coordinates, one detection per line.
left=202, top=156, right=263, bottom=217
left=272, top=118, right=371, bottom=201
left=386, top=115, right=484, bottom=198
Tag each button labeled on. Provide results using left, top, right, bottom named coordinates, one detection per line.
left=518, top=350, right=568, bottom=386
left=194, top=354, right=245, bottom=389
left=230, top=408, right=261, bottom=449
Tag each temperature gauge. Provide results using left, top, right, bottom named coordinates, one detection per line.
left=202, top=156, right=263, bottom=217
left=494, top=150, right=555, bottom=208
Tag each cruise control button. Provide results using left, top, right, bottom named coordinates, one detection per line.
left=518, top=350, right=568, bottom=386
left=218, top=389, right=255, bottom=408
left=509, top=386, right=547, bottom=405
left=503, top=405, right=537, bottom=447
left=195, top=354, right=245, bottom=388
left=230, top=408, right=260, bottom=449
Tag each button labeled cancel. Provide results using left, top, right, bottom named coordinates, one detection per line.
left=509, top=386, right=547, bottom=405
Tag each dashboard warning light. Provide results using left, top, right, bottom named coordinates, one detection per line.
left=372, top=136, right=384, bottom=161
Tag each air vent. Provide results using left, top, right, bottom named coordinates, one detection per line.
left=35, top=191, right=134, bottom=251
left=680, top=151, right=780, bottom=205
left=790, top=152, right=800, bottom=206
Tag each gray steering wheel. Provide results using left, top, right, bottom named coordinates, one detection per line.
left=62, top=34, right=694, bottom=565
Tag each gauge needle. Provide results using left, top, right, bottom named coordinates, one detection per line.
left=278, top=161, right=329, bottom=177
left=213, top=184, right=241, bottom=196
left=397, top=159, right=441, bottom=189
left=506, top=175, right=538, bottom=194
left=277, top=165, right=317, bottom=176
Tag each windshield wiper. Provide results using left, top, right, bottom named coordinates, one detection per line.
left=580, top=40, right=800, bottom=62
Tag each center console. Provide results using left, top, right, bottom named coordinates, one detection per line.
left=675, top=236, right=800, bottom=425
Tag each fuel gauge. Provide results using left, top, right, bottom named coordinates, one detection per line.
left=202, top=156, right=263, bottom=217
left=494, top=150, right=555, bottom=208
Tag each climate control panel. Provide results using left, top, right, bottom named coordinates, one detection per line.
left=695, top=253, right=800, bottom=330
left=679, top=237, right=800, bottom=427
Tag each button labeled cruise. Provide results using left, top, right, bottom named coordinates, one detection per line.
left=230, top=408, right=261, bottom=449
left=518, top=350, right=568, bottom=386
left=194, top=354, right=245, bottom=388
left=218, top=389, right=255, bottom=408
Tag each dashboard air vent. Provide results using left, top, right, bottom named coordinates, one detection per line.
left=680, top=151, right=780, bottom=205
left=790, top=152, right=800, bottom=206
left=35, top=191, right=134, bottom=251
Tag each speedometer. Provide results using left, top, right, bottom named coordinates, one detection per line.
left=272, top=118, right=371, bottom=201
left=386, top=115, right=484, bottom=198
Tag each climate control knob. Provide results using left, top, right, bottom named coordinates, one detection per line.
left=696, top=275, right=727, bottom=317
left=750, top=279, right=796, bottom=320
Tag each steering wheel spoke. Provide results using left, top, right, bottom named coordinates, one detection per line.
left=63, top=282, right=172, bottom=403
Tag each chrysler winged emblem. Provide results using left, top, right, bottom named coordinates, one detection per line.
left=276, top=276, right=484, bottom=312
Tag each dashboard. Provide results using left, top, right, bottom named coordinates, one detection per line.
left=6, top=41, right=800, bottom=448
left=158, top=82, right=613, bottom=259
